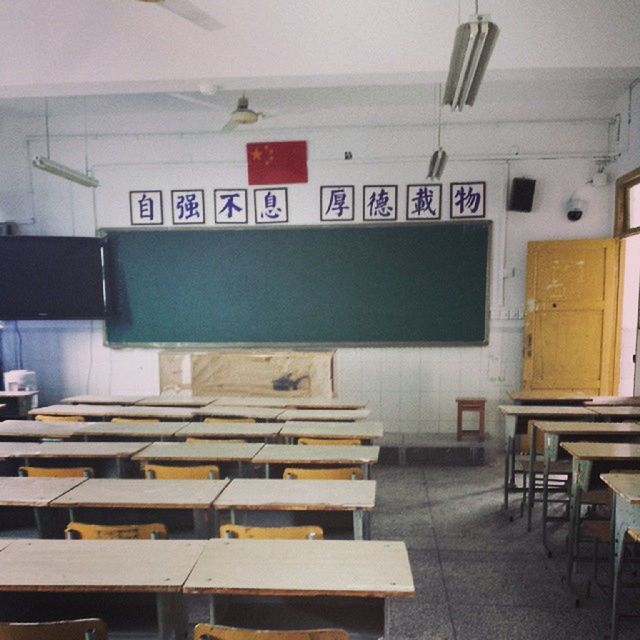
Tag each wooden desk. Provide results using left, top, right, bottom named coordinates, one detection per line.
left=278, top=408, right=371, bottom=422
left=499, top=405, right=596, bottom=511
left=52, top=478, right=229, bottom=537
left=600, top=473, right=640, bottom=639
left=527, top=421, right=640, bottom=542
left=252, top=444, right=379, bottom=479
left=136, top=395, right=218, bottom=407
left=215, top=478, right=376, bottom=539
left=194, top=404, right=285, bottom=421
left=175, top=422, right=282, bottom=441
left=281, top=421, right=384, bottom=443
left=0, top=539, right=206, bottom=640
left=212, top=396, right=367, bottom=409
left=589, top=406, right=640, bottom=418
left=561, top=441, right=640, bottom=590
left=183, top=539, right=414, bottom=638
left=0, top=420, right=83, bottom=440
left=508, top=390, right=593, bottom=404
left=74, top=421, right=187, bottom=440
left=0, top=441, right=148, bottom=478
left=61, top=395, right=145, bottom=405
left=586, top=396, right=640, bottom=406
left=30, top=404, right=197, bottom=421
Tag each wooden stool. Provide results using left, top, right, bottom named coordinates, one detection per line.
left=456, top=397, right=486, bottom=441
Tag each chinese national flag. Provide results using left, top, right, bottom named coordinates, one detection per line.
left=246, top=140, right=308, bottom=185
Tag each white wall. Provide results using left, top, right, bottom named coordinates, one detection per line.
left=0, top=111, right=614, bottom=438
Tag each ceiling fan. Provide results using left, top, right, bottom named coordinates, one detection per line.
left=136, top=0, right=224, bottom=31
left=168, top=92, right=265, bottom=131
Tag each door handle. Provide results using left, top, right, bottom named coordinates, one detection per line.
left=526, top=333, right=533, bottom=358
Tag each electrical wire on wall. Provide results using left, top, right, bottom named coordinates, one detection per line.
left=14, top=321, right=23, bottom=369
left=85, top=320, right=94, bottom=394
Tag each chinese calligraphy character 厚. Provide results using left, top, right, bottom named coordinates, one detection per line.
left=320, top=186, right=354, bottom=221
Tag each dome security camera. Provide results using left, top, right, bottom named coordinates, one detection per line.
left=565, top=198, right=585, bottom=222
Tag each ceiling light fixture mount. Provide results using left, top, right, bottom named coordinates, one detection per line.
left=442, top=9, right=499, bottom=112
left=427, top=84, right=448, bottom=181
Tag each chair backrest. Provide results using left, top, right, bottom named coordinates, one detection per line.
left=0, top=618, right=107, bottom=640
left=517, top=420, right=545, bottom=455
left=111, top=418, right=161, bottom=423
left=297, top=438, right=362, bottom=446
left=65, top=521, right=167, bottom=540
left=185, top=438, right=247, bottom=444
left=19, top=466, right=94, bottom=479
left=203, top=418, right=256, bottom=424
left=143, top=463, right=220, bottom=480
left=35, top=415, right=85, bottom=422
left=220, top=524, right=323, bottom=540
left=283, top=467, right=363, bottom=480
left=193, top=624, right=348, bottom=640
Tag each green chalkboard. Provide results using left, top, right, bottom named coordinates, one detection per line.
left=103, top=222, right=490, bottom=346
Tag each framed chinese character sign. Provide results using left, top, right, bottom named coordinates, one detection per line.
left=406, top=184, right=442, bottom=220
left=130, top=191, right=163, bottom=226
left=172, top=190, right=205, bottom=225
left=363, top=185, right=397, bottom=221
left=450, top=182, right=486, bottom=219
left=214, top=189, right=248, bottom=224
left=320, top=185, right=354, bottom=221
left=254, top=188, right=288, bottom=224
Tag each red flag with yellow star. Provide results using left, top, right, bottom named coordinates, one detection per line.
left=246, top=141, right=308, bottom=185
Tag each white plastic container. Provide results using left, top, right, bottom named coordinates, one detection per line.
left=3, top=369, right=37, bottom=391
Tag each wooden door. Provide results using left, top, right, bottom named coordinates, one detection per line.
left=522, top=238, right=620, bottom=394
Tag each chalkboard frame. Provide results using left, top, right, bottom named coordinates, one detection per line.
left=100, top=221, right=491, bottom=348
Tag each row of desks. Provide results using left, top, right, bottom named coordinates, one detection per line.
left=0, top=476, right=377, bottom=540
left=38, top=401, right=371, bottom=422
left=0, top=419, right=384, bottom=442
left=0, top=537, right=414, bottom=639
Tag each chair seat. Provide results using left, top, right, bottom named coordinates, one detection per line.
left=627, top=527, right=640, bottom=544
left=582, top=520, right=610, bottom=542
left=516, top=458, right=572, bottom=474
left=582, top=489, right=611, bottom=506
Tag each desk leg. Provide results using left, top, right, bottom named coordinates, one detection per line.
left=229, top=508, right=236, bottom=525
left=503, top=415, right=516, bottom=511
left=208, top=595, right=216, bottom=624
left=33, top=508, right=45, bottom=538
left=116, top=458, right=126, bottom=478
left=541, top=434, right=558, bottom=556
left=193, top=508, right=211, bottom=538
left=353, top=509, right=364, bottom=540
left=156, top=592, right=182, bottom=640
left=527, top=423, right=537, bottom=532
left=566, top=458, right=592, bottom=590
left=384, top=598, right=391, bottom=639
left=264, top=463, right=270, bottom=479
left=364, top=511, right=371, bottom=540
left=362, top=463, right=369, bottom=480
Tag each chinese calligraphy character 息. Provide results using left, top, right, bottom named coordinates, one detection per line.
left=254, top=188, right=288, bottom=224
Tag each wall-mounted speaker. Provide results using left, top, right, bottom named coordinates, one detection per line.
left=508, top=178, right=536, bottom=212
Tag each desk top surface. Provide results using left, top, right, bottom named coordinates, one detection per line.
left=600, top=473, right=640, bottom=503
left=0, top=477, right=87, bottom=506
left=589, top=406, right=640, bottom=417
left=586, top=396, right=640, bottom=406
left=532, top=420, right=640, bottom=435
left=0, top=391, right=38, bottom=398
left=194, top=404, right=285, bottom=420
left=253, top=444, right=380, bottom=464
left=61, top=395, right=145, bottom=405
left=211, top=396, right=367, bottom=409
left=51, top=478, right=229, bottom=509
left=0, top=539, right=206, bottom=592
left=281, top=421, right=384, bottom=439
left=0, top=420, right=82, bottom=438
left=176, top=422, right=282, bottom=439
left=136, top=395, right=218, bottom=407
left=183, top=539, right=414, bottom=597
left=0, top=441, right=149, bottom=459
left=215, top=479, right=376, bottom=511
left=560, top=441, right=640, bottom=460
left=74, top=422, right=187, bottom=438
left=499, top=405, right=595, bottom=416
left=507, top=390, right=593, bottom=402
left=132, top=441, right=264, bottom=462
left=30, top=404, right=197, bottom=419
left=278, top=409, right=371, bottom=422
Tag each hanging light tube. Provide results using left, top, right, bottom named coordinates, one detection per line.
left=32, top=156, right=99, bottom=188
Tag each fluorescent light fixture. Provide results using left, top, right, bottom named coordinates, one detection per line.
left=32, top=156, right=99, bottom=188
left=427, top=147, right=448, bottom=180
left=443, top=14, right=499, bottom=111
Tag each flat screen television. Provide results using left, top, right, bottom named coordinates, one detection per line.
left=0, top=236, right=107, bottom=319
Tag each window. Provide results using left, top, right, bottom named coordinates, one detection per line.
left=615, top=166, right=640, bottom=236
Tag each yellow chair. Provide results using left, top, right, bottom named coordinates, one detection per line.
left=0, top=618, right=107, bottom=640
left=19, top=466, right=94, bottom=478
left=220, top=524, right=323, bottom=540
left=298, top=438, right=362, bottom=446
left=283, top=467, right=363, bottom=480
left=143, top=463, right=220, bottom=480
left=35, top=415, right=85, bottom=422
left=194, top=624, right=348, bottom=640
left=111, top=418, right=161, bottom=423
left=204, top=418, right=256, bottom=424
left=65, top=521, right=167, bottom=540
left=185, top=437, right=247, bottom=444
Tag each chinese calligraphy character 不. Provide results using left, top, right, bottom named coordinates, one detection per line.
left=219, top=193, right=242, bottom=219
